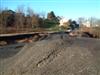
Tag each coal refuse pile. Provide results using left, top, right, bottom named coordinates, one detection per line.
left=0, top=33, right=100, bottom=75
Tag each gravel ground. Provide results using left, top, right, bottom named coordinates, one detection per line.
left=0, top=34, right=100, bottom=75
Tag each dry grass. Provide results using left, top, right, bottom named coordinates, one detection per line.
left=92, top=27, right=100, bottom=38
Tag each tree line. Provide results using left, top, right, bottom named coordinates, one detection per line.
left=0, top=7, right=100, bottom=34
left=0, top=8, right=59, bottom=33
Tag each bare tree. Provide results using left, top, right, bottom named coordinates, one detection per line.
left=78, top=17, right=86, bottom=27
left=39, top=11, right=45, bottom=19
left=0, top=11, right=3, bottom=33
left=15, top=6, right=25, bottom=32
left=27, top=7, right=40, bottom=28
left=27, top=7, right=34, bottom=17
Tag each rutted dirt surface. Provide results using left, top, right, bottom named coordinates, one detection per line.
left=0, top=34, right=100, bottom=75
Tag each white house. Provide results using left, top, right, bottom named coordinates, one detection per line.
left=82, top=21, right=91, bottom=27
left=82, top=21, right=99, bottom=27
left=59, top=18, right=69, bottom=27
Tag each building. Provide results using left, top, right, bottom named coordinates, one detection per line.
left=59, top=18, right=69, bottom=27
left=82, top=21, right=91, bottom=27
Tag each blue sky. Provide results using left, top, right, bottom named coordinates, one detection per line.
left=0, top=0, right=100, bottom=19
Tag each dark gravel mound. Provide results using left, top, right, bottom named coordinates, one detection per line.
left=0, top=34, right=100, bottom=75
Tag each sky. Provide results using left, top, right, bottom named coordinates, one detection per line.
left=0, top=0, right=100, bottom=19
